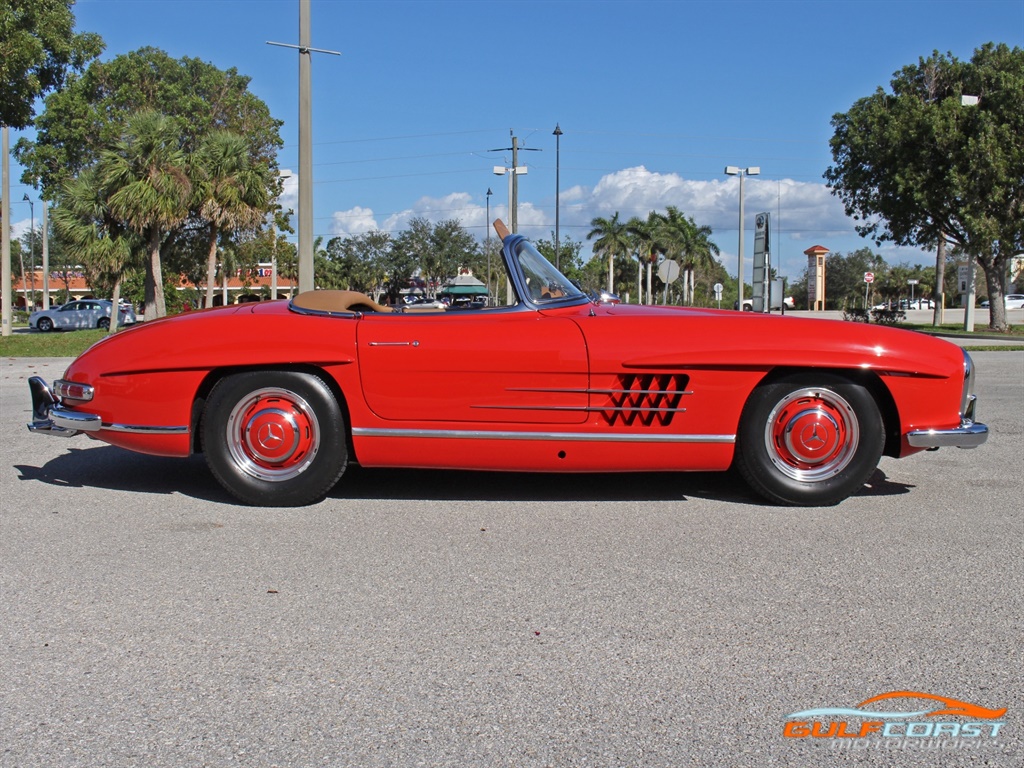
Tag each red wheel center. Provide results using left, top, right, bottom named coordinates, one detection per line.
left=238, top=401, right=315, bottom=470
left=775, top=405, right=845, bottom=468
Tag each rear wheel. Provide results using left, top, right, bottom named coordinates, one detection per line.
left=97, top=317, right=110, bottom=330
left=201, top=371, right=347, bottom=506
left=734, top=373, right=884, bottom=506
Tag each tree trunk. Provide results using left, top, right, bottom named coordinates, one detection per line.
left=143, top=228, right=166, bottom=321
left=984, top=253, right=1009, bottom=332
left=932, top=237, right=946, bottom=326
left=205, top=227, right=219, bottom=308
left=108, top=275, right=122, bottom=335
left=608, top=253, right=614, bottom=294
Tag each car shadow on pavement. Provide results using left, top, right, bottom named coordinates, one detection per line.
left=336, top=465, right=763, bottom=504
left=14, top=446, right=231, bottom=504
left=15, top=446, right=916, bottom=507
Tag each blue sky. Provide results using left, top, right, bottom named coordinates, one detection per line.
left=8, top=0, right=1023, bottom=279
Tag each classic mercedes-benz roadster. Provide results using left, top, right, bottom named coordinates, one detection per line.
left=28, top=220, right=987, bottom=507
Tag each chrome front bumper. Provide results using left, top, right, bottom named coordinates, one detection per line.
left=906, top=419, right=989, bottom=449
left=27, top=376, right=101, bottom=437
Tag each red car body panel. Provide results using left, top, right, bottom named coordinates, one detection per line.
left=57, top=297, right=965, bottom=466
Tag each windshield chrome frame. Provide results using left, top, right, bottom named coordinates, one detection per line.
left=500, top=234, right=590, bottom=311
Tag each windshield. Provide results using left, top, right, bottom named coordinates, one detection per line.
left=514, top=240, right=586, bottom=304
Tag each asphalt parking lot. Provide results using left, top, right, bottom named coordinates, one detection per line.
left=1, top=353, right=1021, bottom=768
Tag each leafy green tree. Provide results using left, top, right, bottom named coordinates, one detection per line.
left=825, top=43, right=1024, bottom=331
left=193, top=130, right=270, bottom=308
left=626, top=215, right=657, bottom=304
left=587, top=212, right=631, bottom=294
left=650, top=206, right=720, bottom=305
left=0, top=0, right=102, bottom=129
left=99, top=111, right=192, bottom=320
left=16, top=46, right=282, bottom=191
left=50, top=165, right=138, bottom=331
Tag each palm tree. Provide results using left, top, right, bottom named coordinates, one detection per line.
left=653, top=207, right=719, bottom=305
left=100, top=111, right=192, bottom=320
left=626, top=215, right=659, bottom=304
left=51, top=167, right=138, bottom=333
left=194, top=130, right=270, bottom=308
left=587, top=212, right=630, bottom=294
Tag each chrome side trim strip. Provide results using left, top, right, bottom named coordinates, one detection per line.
left=101, top=423, right=190, bottom=435
left=352, top=427, right=734, bottom=444
left=471, top=404, right=687, bottom=414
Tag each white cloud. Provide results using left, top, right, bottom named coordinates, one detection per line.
left=331, top=206, right=379, bottom=237
left=277, top=168, right=298, bottom=212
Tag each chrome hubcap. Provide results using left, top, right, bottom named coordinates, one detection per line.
left=765, top=388, right=859, bottom=482
left=226, top=387, right=320, bottom=481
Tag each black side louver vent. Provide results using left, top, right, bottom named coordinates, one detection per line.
left=600, top=374, right=690, bottom=427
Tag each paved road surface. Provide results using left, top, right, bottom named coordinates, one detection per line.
left=2, top=353, right=1021, bottom=767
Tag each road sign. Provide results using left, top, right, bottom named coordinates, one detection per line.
left=658, top=259, right=680, bottom=283
left=864, top=272, right=875, bottom=283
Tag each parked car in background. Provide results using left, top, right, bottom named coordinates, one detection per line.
left=740, top=296, right=794, bottom=311
left=980, top=295, right=1024, bottom=309
left=29, top=300, right=136, bottom=332
left=27, top=219, right=987, bottom=509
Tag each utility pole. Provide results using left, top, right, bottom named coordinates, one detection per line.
left=490, top=132, right=539, bottom=234
left=266, top=0, right=339, bottom=295
left=41, top=200, right=49, bottom=309
left=2, top=126, right=11, bottom=336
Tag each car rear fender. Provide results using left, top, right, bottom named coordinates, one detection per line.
left=189, top=363, right=356, bottom=457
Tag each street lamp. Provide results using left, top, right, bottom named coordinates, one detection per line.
left=724, top=166, right=760, bottom=310
left=553, top=123, right=563, bottom=271
left=22, top=194, right=35, bottom=310
left=485, top=188, right=493, bottom=304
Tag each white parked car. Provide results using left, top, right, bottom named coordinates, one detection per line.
left=1005, top=294, right=1024, bottom=309
left=30, top=299, right=137, bottom=332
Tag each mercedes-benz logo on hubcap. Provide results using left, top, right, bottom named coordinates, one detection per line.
left=801, top=422, right=828, bottom=449
left=257, top=422, right=286, bottom=450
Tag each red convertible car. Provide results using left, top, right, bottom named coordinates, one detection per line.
left=28, top=220, right=987, bottom=507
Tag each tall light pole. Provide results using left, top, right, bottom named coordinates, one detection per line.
left=22, top=194, right=35, bottom=310
left=553, top=123, right=562, bottom=271
left=485, top=187, right=492, bottom=303
left=724, top=166, right=760, bottom=310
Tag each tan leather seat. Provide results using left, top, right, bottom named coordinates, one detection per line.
left=290, top=290, right=393, bottom=314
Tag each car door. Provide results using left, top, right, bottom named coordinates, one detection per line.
left=55, top=301, right=85, bottom=329
left=357, top=310, right=589, bottom=424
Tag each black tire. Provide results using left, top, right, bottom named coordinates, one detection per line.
left=37, top=317, right=53, bottom=332
left=97, top=317, right=110, bottom=330
left=201, top=371, right=347, bottom=506
left=733, top=373, right=884, bottom=506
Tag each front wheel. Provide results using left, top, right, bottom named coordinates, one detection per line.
left=36, top=317, right=54, bottom=332
left=97, top=317, right=110, bottom=330
left=201, top=371, right=347, bottom=506
left=733, top=373, right=884, bottom=506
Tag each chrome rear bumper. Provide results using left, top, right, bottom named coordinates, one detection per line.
left=27, top=376, right=101, bottom=437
